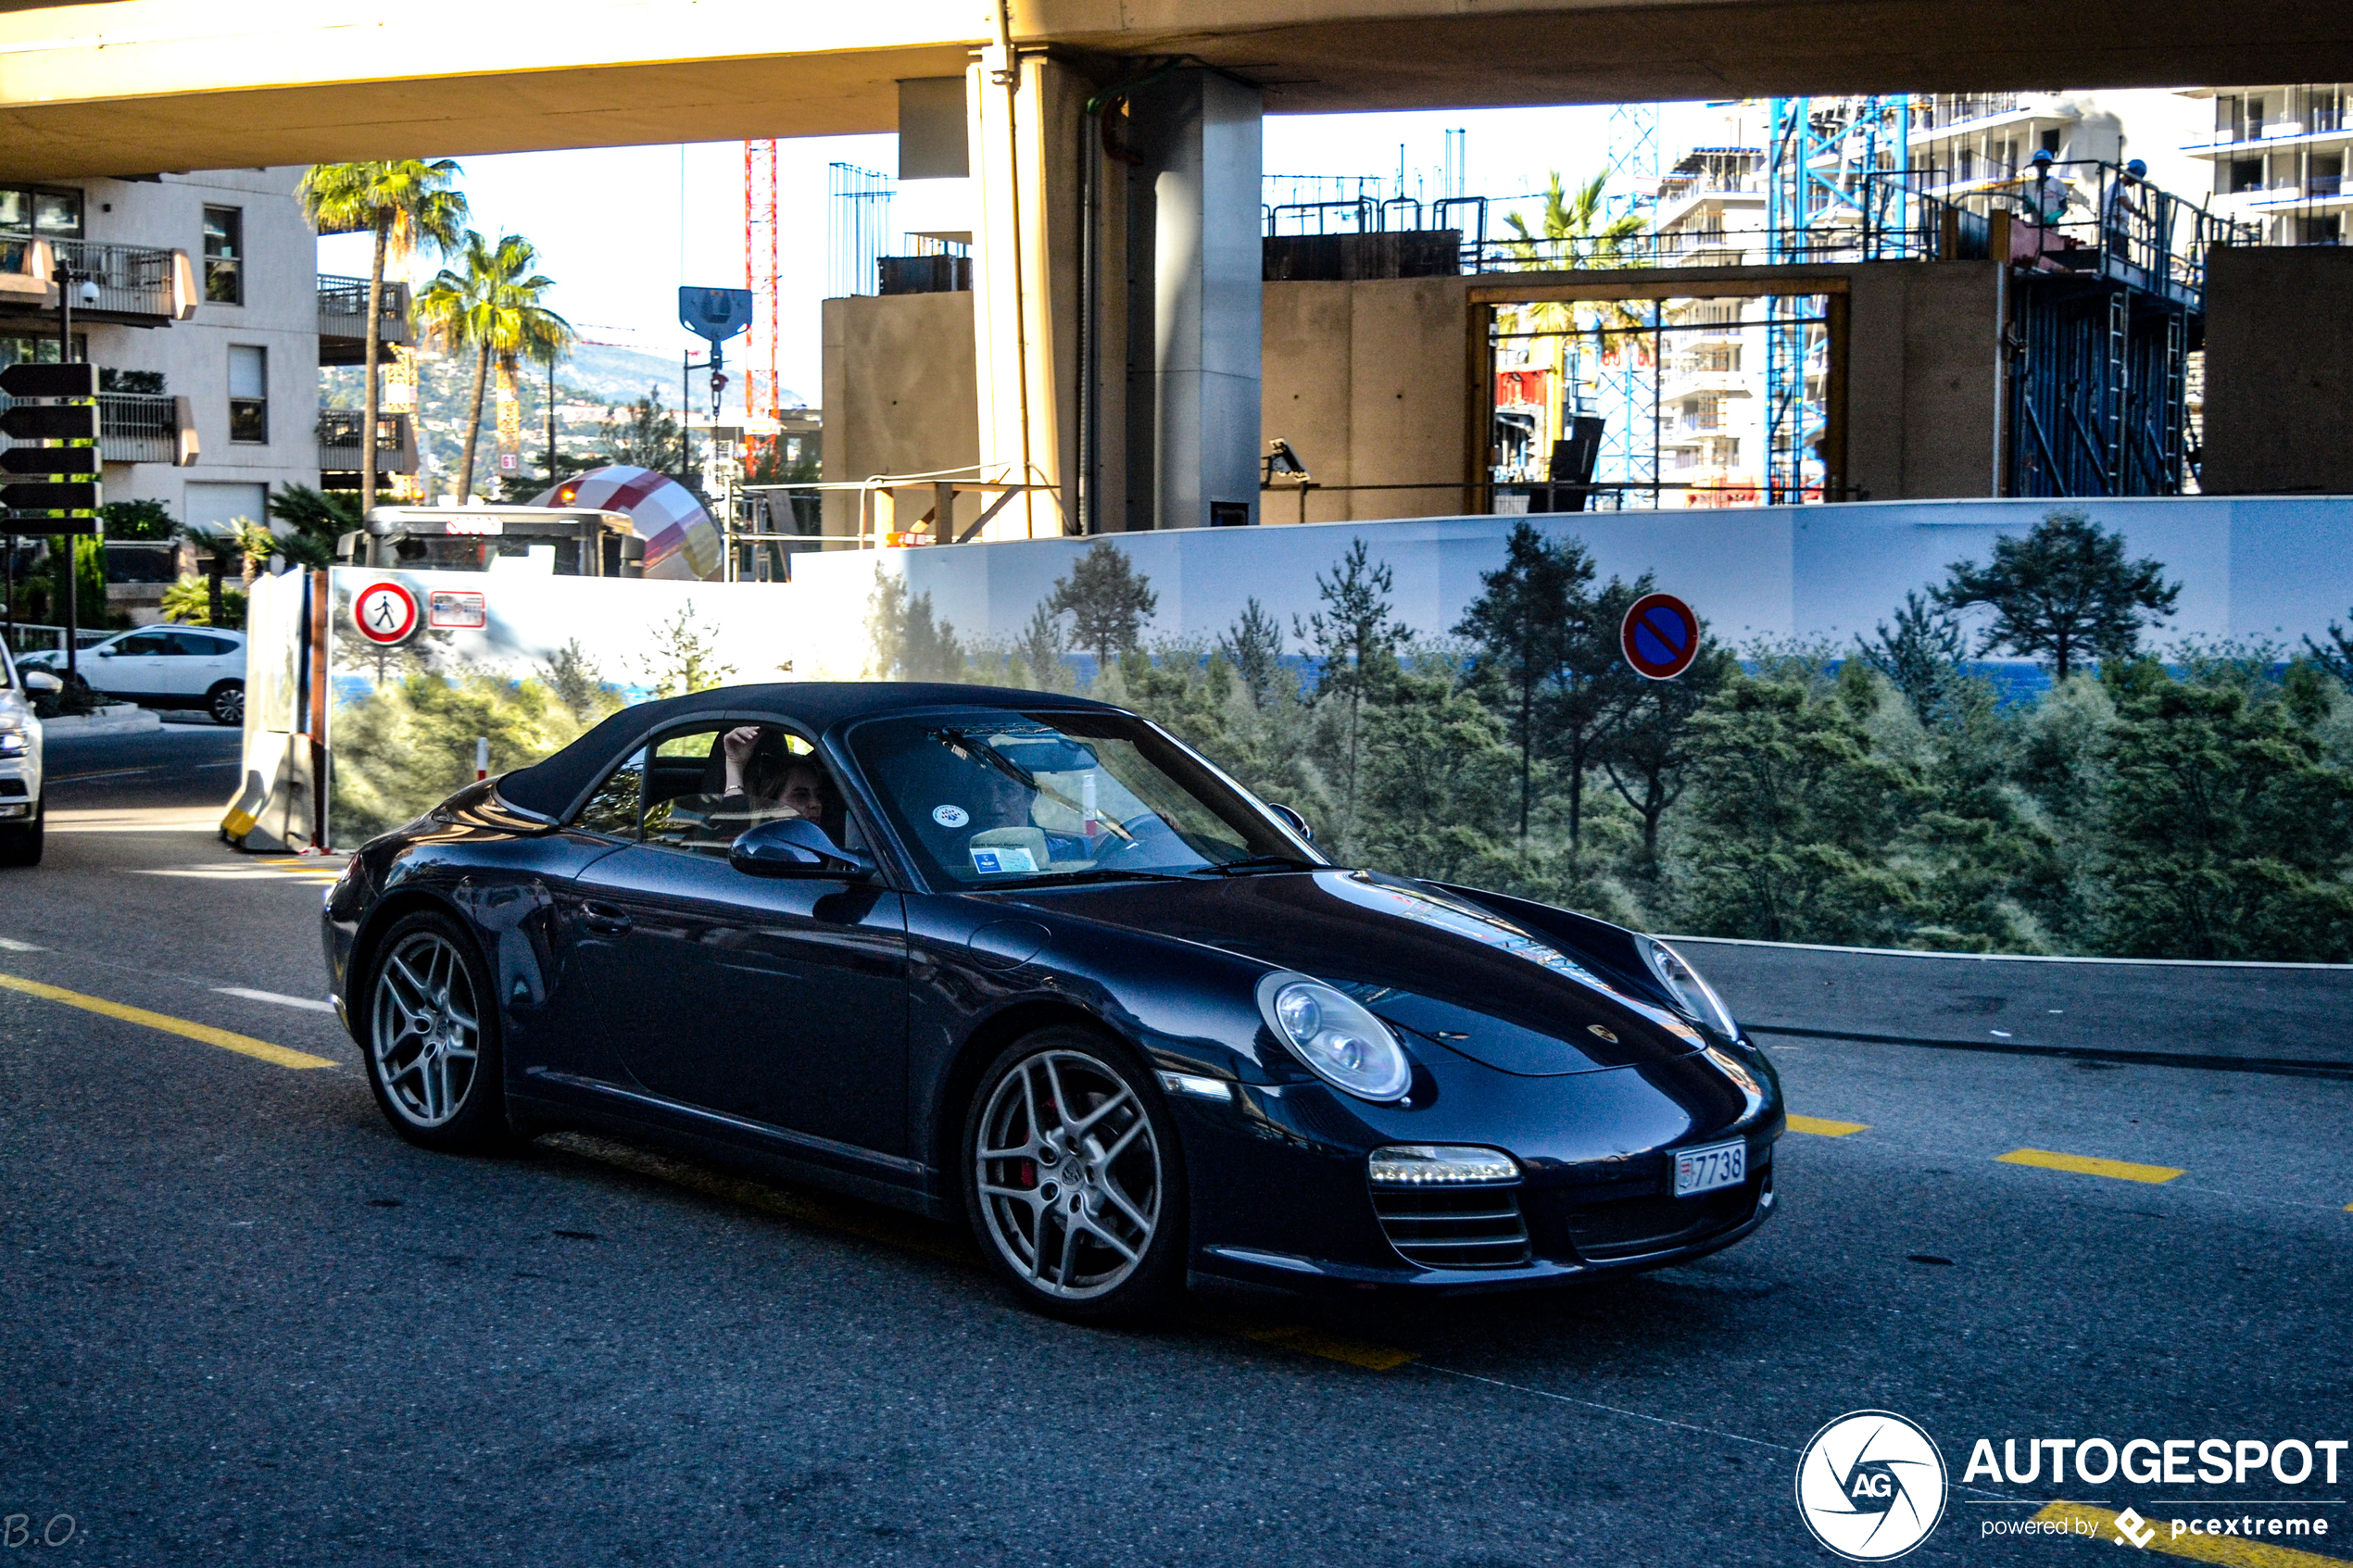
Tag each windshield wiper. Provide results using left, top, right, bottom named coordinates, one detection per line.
left=980, top=867, right=1198, bottom=890
left=1201, top=854, right=1322, bottom=875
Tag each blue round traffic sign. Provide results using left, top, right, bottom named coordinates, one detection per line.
left=1620, top=592, right=1700, bottom=680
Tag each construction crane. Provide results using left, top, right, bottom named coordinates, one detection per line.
left=742, top=138, right=782, bottom=470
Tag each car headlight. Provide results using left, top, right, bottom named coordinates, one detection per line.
left=1255, top=972, right=1413, bottom=1102
left=1642, top=937, right=1740, bottom=1040
left=0, top=721, right=23, bottom=757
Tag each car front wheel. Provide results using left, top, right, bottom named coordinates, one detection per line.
left=363, top=912, right=511, bottom=1152
left=963, top=1029, right=1185, bottom=1322
left=208, top=680, right=244, bottom=726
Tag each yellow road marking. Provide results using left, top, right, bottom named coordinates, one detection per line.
left=1996, top=1148, right=2184, bottom=1185
left=0, top=972, right=335, bottom=1070
left=2034, top=1500, right=2351, bottom=1566
left=1227, top=1322, right=1417, bottom=1372
left=1786, top=1114, right=1870, bottom=1136
left=547, top=1132, right=1416, bottom=1370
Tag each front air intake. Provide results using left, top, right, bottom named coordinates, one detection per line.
left=1370, top=1184, right=1531, bottom=1270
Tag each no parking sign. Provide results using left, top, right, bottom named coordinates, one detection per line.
left=353, top=580, right=420, bottom=646
left=1620, top=592, right=1701, bottom=680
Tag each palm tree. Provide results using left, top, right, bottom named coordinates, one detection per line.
left=1498, top=171, right=1655, bottom=488
left=296, top=161, right=469, bottom=513
left=1503, top=169, right=1648, bottom=272
left=414, top=232, right=572, bottom=500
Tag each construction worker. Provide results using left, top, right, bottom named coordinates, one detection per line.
left=2102, top=157, right=2151, bottom=271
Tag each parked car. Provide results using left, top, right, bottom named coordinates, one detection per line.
left=21, top=625, right=245, bottom=724
left=322, top=684, right=1783, bottom=1322
left=0, top=642, right=60, bottom=866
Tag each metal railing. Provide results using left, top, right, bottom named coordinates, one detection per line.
left=49, top=240, right=178, bottom=316
left=317, top=274, right=409, bottom=338
left=318, top=409, right=414, bottom=471
left=1857, top=161, right=2258, bottom=308
left=97, top=392, right=178, bottom=464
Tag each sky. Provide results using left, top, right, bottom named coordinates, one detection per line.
left=317, top=102, right=1720, bottom=407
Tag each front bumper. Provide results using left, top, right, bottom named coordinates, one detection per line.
left=1189, top=1147, right=1778, bottom=1297
left=1173, top=1035, right=1783, bottom=1297
left=0, top=719, right=43, bottom=822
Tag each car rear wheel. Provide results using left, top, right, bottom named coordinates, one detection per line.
left=208, top=680, right=244, bottom=726
left=363, top=912, right=512, bottom=1153
left=963, top=1029, right=1184, bottom=1322
left=0, top=793, right=43, bottom=868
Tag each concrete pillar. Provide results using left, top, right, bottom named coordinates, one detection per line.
left=1124, top=69, right=1265, bottom=531
left=967, top=52, right=1085, bottom=541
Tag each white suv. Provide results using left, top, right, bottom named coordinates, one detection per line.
left=22, top=624, right=246, bottom=725
left=0, top=642, right=57, bottom=867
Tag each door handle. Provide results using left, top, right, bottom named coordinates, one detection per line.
left=580, top=902, right=633, bottom=935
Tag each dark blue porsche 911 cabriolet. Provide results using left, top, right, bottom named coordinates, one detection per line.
left=322, top=683, right=1782, bottom=1321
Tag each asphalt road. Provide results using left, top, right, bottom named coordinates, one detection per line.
left=2, top=723, right=2349, bottom=1567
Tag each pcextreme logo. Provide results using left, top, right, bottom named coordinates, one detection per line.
left=1794, top=1411, right=1950, bottom=1562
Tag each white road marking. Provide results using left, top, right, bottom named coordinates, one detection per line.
left=212, top=986, right=338, bottom=1014
left=0, top=936, right=48, bottom=952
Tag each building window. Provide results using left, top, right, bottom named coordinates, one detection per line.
left=203, top=206, right=243, bottom=305
left=2038, top=128, right=2062, bottom=156
left=228, top=345, right=267, bottom=444
left=0, top=186, right=82, bottom=239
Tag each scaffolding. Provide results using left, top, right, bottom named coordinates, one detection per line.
left=1765, top=96, right=1910, bottom=502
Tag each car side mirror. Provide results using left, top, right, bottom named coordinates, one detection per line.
left=21, top=671, right=61, bottom=695
left=94, top=646, right=115, bottom=656
left=1267, top=801, right=1315, bottom=842
left=729, top=816, right=875, bottom=881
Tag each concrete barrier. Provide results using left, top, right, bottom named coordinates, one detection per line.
left=1676, top=935, right=2353, bottom=1077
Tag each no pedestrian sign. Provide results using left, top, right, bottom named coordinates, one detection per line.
left=353, top=581, right=420, bottom=646
left=1620, top=592, right=1700, bottom=680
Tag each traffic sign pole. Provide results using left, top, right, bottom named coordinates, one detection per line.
left=1, top=360, right=103, bottom=678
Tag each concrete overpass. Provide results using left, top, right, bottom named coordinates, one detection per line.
left=6, top=0, right=2346, bottom=546
left=4, top=0, right=2351, bottom=182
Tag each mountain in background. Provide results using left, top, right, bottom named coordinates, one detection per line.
left=321, top=343, right=807, bottom=498
left=560, top=343, right=805, bottom=419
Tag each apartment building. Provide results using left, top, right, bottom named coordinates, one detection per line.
left=1903, top=90, right=2208, bottom=204
left=0, top=168, right=347, bottom=539
left=2181, top=85, right=2349, bottom=245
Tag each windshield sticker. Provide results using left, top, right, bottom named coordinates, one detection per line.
left=971, top=845, right=1038, bottom=875
left=932, top=804, right=970, bottom=828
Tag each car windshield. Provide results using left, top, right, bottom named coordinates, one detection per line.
left=848, top=709, right=1321, bottom=887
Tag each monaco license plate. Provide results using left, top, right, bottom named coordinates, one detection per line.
left=1673, top=1139, right=1745, bottom=1198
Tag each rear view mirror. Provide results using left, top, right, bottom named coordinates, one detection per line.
left=729, top=817, right=875, bottom=881
left=21, top=671, right=61, bottom=695
left=1267, top=801, right=1315, bottom=842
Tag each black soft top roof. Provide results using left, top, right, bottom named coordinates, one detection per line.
left=496, top=681, right=1117, bottom=820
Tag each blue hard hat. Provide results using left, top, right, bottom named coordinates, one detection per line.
left=2032, top=147, right=2054, bottom=162
left=2125, top=157, right=2147, bottom=177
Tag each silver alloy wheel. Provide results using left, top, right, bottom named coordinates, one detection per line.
left=211, top=683, right=244, bottom=725
left=370, top=931, right=482, bottom=1129
left=975, top=1048, right=1162, bottom=1300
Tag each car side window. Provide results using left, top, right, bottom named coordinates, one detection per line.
left=118, top=633, right=172, bottom=657
left=639, top=722, right=837, bottom=859
left=570, top=746, right=646, bottom=839
left=170, top=632, right=233, bottom=657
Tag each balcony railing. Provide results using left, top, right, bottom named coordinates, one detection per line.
left=97, top=393, right=183, bottom=464
left=317, top=274, right=411, bottom=355
left=318, top=409, right=417, bottom=473
left=49, top=240, right=188, bottom=319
